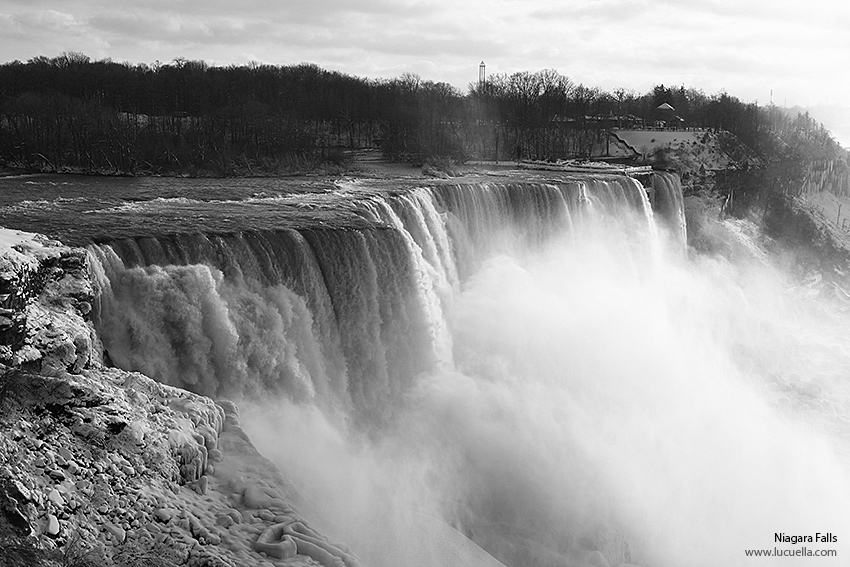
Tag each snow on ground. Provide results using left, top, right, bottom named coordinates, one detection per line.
left=0, top=227, right=64, bottom=272
left=612, top=129, right=747, bottom=171
left=801, top=190, right=850, bottom=253
left=803, top=191, right=850, bottom=232
left=613, top=130, right=704, bottom=153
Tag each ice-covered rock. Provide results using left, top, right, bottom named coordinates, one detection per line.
left=0, top=476, right=37, bottom=537
left=0, top=228, right=94, bottom=372
left=0, top=229, right=356, bottom=566
left=46, top=514, right=60, bottom=537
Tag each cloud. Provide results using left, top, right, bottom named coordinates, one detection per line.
left=12, top=9, right=88, bottom=34
left=0, top=0, right=847, bottom=106
left=89, top=12, right=278, bottom=47
left=528, top=0, right=651, bottom=23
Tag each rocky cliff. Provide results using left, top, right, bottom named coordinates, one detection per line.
left=0, top=229, right=360, bottom=567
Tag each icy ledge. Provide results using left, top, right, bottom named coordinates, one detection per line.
left=0, top=228, right=359, bottom=567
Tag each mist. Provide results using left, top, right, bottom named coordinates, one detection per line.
left=243, top=212, right=850, bottom=567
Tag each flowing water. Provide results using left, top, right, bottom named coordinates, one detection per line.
left=1, top=170, right=848, bottom=566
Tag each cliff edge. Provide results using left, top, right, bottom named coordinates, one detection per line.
left=0, top=229, right=360, bottom=567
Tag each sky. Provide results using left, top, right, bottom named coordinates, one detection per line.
left=2, top=0, right=850, bottom=141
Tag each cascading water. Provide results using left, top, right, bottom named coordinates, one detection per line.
left=81, top=171, right=850, bottom=567
left=87, top=177, right=650, bottom=412
left=650, top=171, right=687, bottom=245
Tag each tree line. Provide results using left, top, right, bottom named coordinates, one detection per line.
left=0, top=52, right=845, bottom=175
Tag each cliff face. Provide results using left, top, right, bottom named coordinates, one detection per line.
left=0, top=230, right=358, bottom=567
left=0, top=231, right=94, bottom=372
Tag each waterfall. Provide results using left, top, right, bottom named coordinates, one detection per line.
left=88, top=176, right=668, bottom=421
left=650, top=171, right=687, bottom=245
left=84, top=172, right=850, bottom=567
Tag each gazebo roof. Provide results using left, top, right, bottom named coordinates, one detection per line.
left=657, top=102, right=675, bottom=111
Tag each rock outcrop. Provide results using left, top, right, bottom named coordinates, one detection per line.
left=0, top=230, right=94, bottom=372
left=0, top=229, right=360, bottom=567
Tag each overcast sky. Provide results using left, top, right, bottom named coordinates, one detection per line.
left=2, top=0, right=848, bottom=111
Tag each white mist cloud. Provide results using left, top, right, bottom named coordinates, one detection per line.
left=243, top=214, right=850, bottom=567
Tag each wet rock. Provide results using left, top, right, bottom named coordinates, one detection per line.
left=46, top=513, right=60, bottom=537
left=215, top=514, right=234, bottom=528
left=255, top=524, right=297, bottom=560
left=47, top=488, right=64, bottom=507
left=154, top=508, right=173, bottom=523
left=187, top=512, right=210, bottom=541
left=47, top=469, right=65, bottom=481
left=1, top=235, right=350, bottom=567
left=12, top=345, right=41, bottom=365
left=104, top=522, right=126, bottom=543
left=67, top=497, right=80, bottom=512
left=227, top=509, right=242, bottom=524
left=0, top=478, right=37, bottom=535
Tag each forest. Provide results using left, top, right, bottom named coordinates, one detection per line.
left=0, top=52, right=845, bottom=176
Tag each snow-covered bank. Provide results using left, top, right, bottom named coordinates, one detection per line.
left=0, top=228, right=360, bottom=567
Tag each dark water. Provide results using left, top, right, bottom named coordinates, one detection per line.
left=0, top=171, right=633, bottom=245
left=0, top=174, right=385, bottom=244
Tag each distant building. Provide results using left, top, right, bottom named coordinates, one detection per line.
left=655, top=102, right=684, bottom=129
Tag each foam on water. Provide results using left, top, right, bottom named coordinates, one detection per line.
left=88, top=177, right=651, bottom=408
left=85, top=173, right=850, bottom=566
